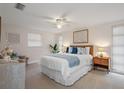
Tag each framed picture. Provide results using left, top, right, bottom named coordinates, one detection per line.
left=73, top=29, right=88, bottom=43
left=7, top=33, right=20, bottom=44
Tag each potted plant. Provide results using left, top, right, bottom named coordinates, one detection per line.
left=49, top=43, right=59, bottom=53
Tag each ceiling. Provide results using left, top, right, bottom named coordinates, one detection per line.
left=1, top=3, right=124, bottom=33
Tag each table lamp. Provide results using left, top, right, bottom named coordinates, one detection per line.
left=98, top=47, right=104, bottom=57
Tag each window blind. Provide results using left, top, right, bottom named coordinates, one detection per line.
left=112, top=26, right=124, bottom=74
left=28, top=33, right=42, bottom=47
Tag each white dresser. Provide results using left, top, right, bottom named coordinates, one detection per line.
left=0, top=59, right=25, bottom=89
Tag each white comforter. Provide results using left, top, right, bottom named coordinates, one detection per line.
left=41, top=53, right=92, bottom=79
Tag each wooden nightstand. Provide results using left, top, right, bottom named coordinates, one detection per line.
left=93, top=57, right=110, bottom=72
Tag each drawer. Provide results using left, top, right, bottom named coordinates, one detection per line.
left=94, top=58, right=101, bottom=64
left=94, top=58, right=108, bottom=66
left=100, top=59, right=108, bottom=66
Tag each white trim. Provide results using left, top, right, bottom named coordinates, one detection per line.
left=28, top=60, right=40, bottom=64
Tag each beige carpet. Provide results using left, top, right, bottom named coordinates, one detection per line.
left=26, top=63, right=124, bottom=89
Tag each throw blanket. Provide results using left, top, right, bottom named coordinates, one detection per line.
left=50, top=54, right=80, bottom=68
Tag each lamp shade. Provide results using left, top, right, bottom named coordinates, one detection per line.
left=98, top=47, right=104, bottom=52
left=97, top=47, right=105, bottom=57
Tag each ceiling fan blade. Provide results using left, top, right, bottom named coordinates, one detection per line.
left=64, top=20, right=72, bottom=23
left=61, top=10, right=72, bottom=18
left=40, top=16, right=54, bottom=20
left=30, top=14, right=54, bottom=20
left=23, top=11, right=54, bottom=20
left=64, top=21, right=80, bottom=26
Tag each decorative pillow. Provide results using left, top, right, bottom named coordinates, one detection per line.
left=85, top=47, right=90, bottom=55
left=71, top=47, right=77, bottom=54
left=77, top=48, right=83, bottom=54
left=77, top=48, right=86, bottom=54
left=68, top=47, right=73, bottom=53
left=66, top=47, right=69, bottom=53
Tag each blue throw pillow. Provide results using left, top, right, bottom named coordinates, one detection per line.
left=66, top=47, right=69, bottom=53
left=71, top=47, right=77, bottom=54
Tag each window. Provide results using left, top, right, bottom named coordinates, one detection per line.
left=28, top=33, right=42, bottom=47
left=112, top=25, right=124, bottom=74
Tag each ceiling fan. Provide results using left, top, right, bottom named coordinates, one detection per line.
left=55, top=17, right=69, bottom=29
left=37, top=15, right=71, bottom=29
left=27, top=13, right=71, bottom=29
left=15, top=3, right=72, bottom=29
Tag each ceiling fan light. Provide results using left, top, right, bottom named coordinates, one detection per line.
left=57, top=24, right=62, bottom=29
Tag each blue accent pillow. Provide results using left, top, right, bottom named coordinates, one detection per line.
left=66, top=47, right=69, bottom=53
left=71, top=47, right=77, bottom=54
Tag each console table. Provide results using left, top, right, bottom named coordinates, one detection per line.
left=0, top=59, right=25, bottom=89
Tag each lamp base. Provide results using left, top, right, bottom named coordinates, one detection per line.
left=99, top=53, right=103, bottom=57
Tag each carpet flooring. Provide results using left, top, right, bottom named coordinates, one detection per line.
left=26, top=63, right=124, bottom=89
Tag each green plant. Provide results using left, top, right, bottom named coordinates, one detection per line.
left=49, top=43, right=59, bottom=53
left=10, top=52, right=17, bottom=60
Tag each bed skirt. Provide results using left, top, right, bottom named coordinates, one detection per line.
left=41, top=65, right=92, bottom=86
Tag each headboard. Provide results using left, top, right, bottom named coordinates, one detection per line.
left=70, top=45, right=94, bottom=56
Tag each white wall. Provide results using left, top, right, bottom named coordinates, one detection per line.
left=56, top=20, right=124, bottom=57
left=1, top=15, right=124, bottom=63
left=0, top=23, right=55, bottom=64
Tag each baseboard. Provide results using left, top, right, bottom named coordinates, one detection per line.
left=28, top=60, right=40, bottom=64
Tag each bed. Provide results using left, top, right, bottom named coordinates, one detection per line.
left=40, top=45, right=93, bottom=86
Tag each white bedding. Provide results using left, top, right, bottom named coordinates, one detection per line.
left=41, top=65, right=92, bottom=86
left=41, top=53, right=93, bottom=80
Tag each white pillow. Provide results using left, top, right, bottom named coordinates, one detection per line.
left=77, top=48, right=82, bottom=54
left=68, top=47, right=73, bottom=53
left=85, top=47, right=90, bottom=55
left=77, top=48, right=85, bottom=54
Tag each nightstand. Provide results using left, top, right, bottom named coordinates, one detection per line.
left=93, top=56, right=110, bottom=72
